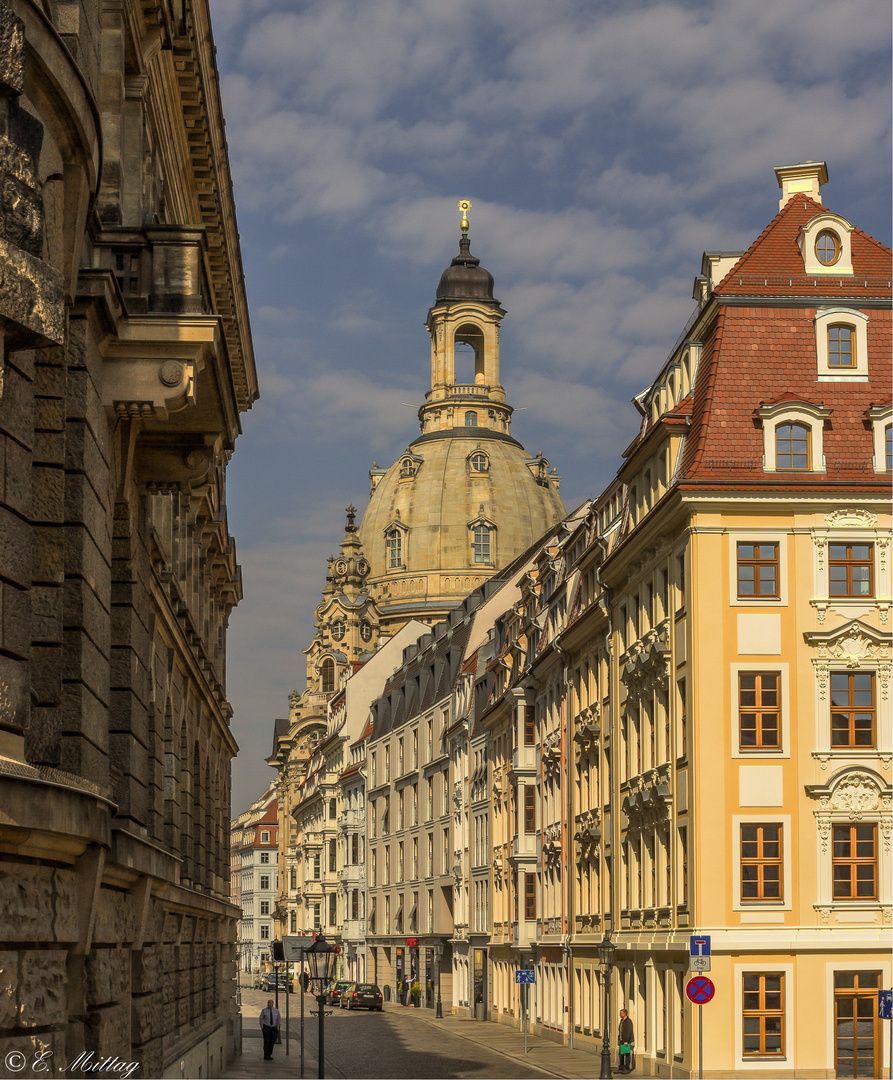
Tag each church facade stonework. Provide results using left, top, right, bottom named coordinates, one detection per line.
left=0, top=2, right=256, bottom=1076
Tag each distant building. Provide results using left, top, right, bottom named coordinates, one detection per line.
left=231, top=790, right=279, bottom=974
left=0, top=1, right=256, bottom=1075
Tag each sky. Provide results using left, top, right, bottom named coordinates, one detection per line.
left=213, top=0, right=892, bottom=814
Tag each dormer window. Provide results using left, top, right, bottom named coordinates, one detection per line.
left=757, top=399, right=831, bottom=473
left=469, top=450, right=489, bottom=473
left=776, top=423, right=810, bottom=471
left=400, top=459, right=415, bottom=477
left=866, top=404, right=892, bottom=472
left=473, top=524, right=491, bottom=563
left=815, top=310, right=868, bottom=380
left=799, top=213, right=854, bottom=276
left=815, top=230, right=841, bottom=266
left=384, top=520, right=408, bottom=570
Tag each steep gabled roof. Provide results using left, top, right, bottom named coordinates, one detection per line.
left=714, top=193, right=891, bottom=297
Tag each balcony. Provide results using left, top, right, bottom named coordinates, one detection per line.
left=340, top=863, right=364, bottom=886
left=510, top=833, right=536, bottom=862
left=510, top=745, right=536, bottom=775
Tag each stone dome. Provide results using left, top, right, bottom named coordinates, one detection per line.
left=435, top=236, right=498, bottom=305
left=359, top=427, right=565, bottom=627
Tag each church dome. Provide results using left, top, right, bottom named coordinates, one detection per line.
left=435, top=236, right=498, bottom=304
left=359, top=427, right=565, bottom=627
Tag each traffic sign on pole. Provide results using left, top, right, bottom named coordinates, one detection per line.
left=515, top=969, right=536, bottom=984
left=879, top=990, right=892, bottom=1020
left=686, top=975, right=715, bottom=1004
left=689, top=955, right=711, bottom=972
left=689, top=935, right=711, bottom=957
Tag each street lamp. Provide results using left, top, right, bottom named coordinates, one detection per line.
left=598, top=931, right=615, bottom=1080
left=306, top=934, right=337, bottom=1080
left=434, top=944, right=443, bottom=1019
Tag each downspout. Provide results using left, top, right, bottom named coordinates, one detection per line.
left=554, top=638, right=573, bottom=1049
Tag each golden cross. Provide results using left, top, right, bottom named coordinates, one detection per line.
left=458, top=200, right=472, bottom=234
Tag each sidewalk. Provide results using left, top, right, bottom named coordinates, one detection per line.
left=389, top=1005, right=643, bottom=1080
left=223, top=994, right=643, bottom=1079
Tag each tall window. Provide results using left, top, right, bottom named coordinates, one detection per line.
left=737, top=542, right=779, bottom=598
left=328, top=893, right=336, bottom=926
left=321, top=658, right=335, bottom=693
left=679, top=826, right=688, bottom=905
left=351, top=833, right=359, bottom=864
left=312, top=854, right=320, bottom=880
left=739, top=672, right=780, bottom=751
left=260, top=851, right=270, bottom=864
left=351, top=889, right=359, bottom=920
left=465, top=411, right=478, bottom=427
left=827, top=325, right=854, bottom=367
left=832, top=824, right=877, bottom=900
left=524, top=786, right=536, bottom=833
left=290, top=867, right=297, bottom=890
left=260, top=875, right=270, bottom=890
left=740, top=824, right=782, bottom=901
left=329, top=838, right=336, bottom=873
left=473, top=524, right=491, bottom=563
left=524, top=706, right=535, bottom=746
left=831, top=672, right=875, bottom=747
left=829, top=543, right=873, bottom=597
left=524, top=873, right=536, bottom=919
left=387, top=528, right=403, bottom=568
left=775, top=423, right=810, bottom=470
left=742, top=973, right=785, bottom=1057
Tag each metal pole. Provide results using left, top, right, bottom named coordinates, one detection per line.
left=300, top=950, right=305, bottom=1079
left=523, top=983, right=528, bottom=1055
left=285, top=968, right=290, bottom=1056
left=698, top=1002, right=703, bottom=1080
left=316, top=991, right=325, bottom=1080
left=599, top=964, right=612, bottom=1079
left=435, top=948, right=443, bottom=1018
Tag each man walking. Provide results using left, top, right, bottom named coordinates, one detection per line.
left=259, top=999, right=281, bottom=1060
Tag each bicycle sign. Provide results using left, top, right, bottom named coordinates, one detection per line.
left=686, top=975, right=715, bottom=1004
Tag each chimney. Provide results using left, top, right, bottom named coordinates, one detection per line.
left=773, top=161, right=828, bottom=209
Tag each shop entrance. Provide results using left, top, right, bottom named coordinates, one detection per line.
left=834, top=971, right=881, bottom=1078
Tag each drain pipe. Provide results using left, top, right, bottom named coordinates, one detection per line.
left=554, top=637, right=574, bottom=1050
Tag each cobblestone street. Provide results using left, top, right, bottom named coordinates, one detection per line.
left=226, top=987, right=642, bottom=1079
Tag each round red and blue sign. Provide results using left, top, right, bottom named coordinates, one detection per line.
left=686, top=975, right=715, bottom=1004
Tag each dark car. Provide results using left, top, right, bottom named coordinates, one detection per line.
left=340, top=983, right=384, bottom=1011
left=326, top=980, right=352, bottom=1006
left=261, top=974, right=292, bottom=993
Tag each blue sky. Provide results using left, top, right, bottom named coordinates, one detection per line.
left=214, top=0, right=892, bottom=813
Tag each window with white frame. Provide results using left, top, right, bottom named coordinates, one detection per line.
left=867, top=404, right=892, bottom=472
left=756, top=399, right=831, bottom=473
left=815, top=309, right=868, bottom=380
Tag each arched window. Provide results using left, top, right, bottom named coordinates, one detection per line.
left=465, top=411, right=478, bottom=427
left=776, top=423, right=810, bottom=470
left=387, top=528, right=402, bottom=568
left=400, top=458, right=415, bottom=478
left=827, top=325, right=854, bottom=367
left=321, top=658, right=335, bottom=693
left=470, top=451, right=488, bottom=472
left=473, top=524, right=491, bottom=564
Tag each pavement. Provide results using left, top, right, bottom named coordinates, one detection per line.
left=223, top=990, right=644, bottom=1079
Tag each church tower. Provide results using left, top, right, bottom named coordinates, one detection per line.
left=360, top=203, right=566, bottom=631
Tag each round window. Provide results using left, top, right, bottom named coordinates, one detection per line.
left=470, top=452, right=488, bottom=472
left=331, top=620, right=345, bottom=641
left=815, top=230, right=841, bottom=266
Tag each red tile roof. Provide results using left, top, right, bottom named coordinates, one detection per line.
left=715, top=193, right=891, bottom=297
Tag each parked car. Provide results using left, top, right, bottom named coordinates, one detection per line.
left=260, top=974, right=292, bottom=993
left=326, top=980, right=352, bottom=1006
left=340, top=983, right=384, bottom=1011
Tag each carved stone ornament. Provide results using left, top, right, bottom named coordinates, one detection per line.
left=814, top=535, right=827, bottom=571
left=879, top=537, right=889, bottom=574
left=829, top=772, right=880, bottom=820
left=815, top=905, right=831, bottom=924
left=824, top=508, right=877, bottom=529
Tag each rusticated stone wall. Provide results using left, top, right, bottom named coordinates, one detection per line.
left=0, top=1, right=256, bottom=1077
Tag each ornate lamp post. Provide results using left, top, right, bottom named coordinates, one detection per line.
left=306, top=934, right=337, bottom=1080
left=598, top=932, right=615, bottom=1080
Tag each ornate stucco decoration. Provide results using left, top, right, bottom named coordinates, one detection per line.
left=622, top=628, right=670, bottom=700
left=806, top=618, right=892, bottom=700
left=543, top=821, right=562, bottom=867
left=807, top=767, right=892, bottom=854
left=574, top=808, right=602, bottom=861
left=573, top=706, right=600, bottom=748
left=825, top=508, right=877, bottom=529
left=541, top=729, right=561, bottom=777
left=625, top=535, right=670, bottom=581
left=621, top=774, right=672, bottom=832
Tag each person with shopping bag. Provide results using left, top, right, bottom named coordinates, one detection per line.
left=618, top=1008, right=635, bottom=1073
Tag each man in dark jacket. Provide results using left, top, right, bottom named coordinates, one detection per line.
left=618, top=1008, right=634, bottom=1073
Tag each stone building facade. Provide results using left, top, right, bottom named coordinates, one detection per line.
left=230, top=789, right=278, bottom=976
left=0, top=1, right=256, bottom=1076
